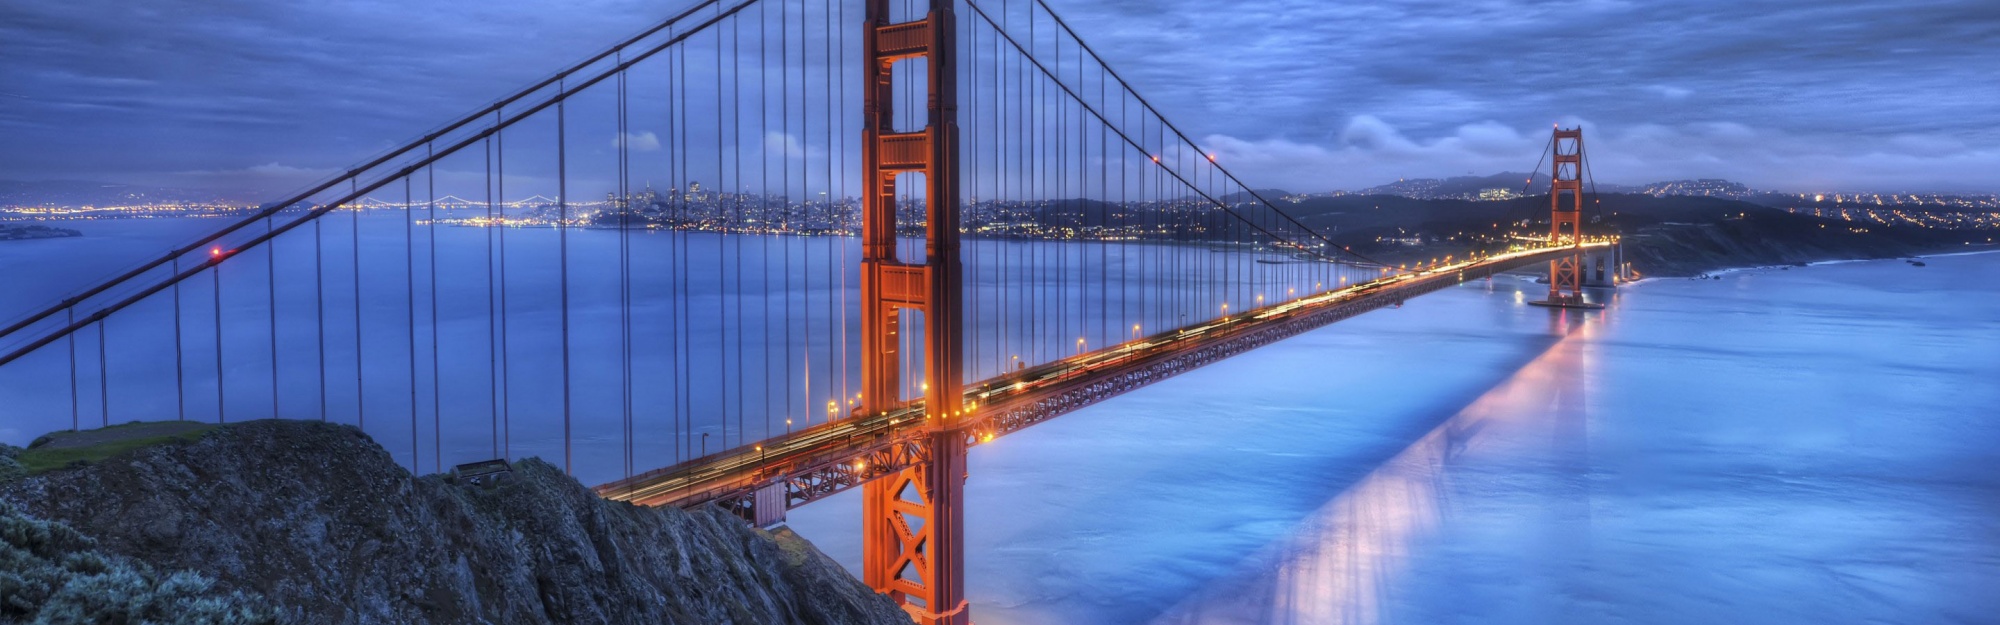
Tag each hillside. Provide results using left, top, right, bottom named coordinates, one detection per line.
left=1355, top=172, right=1551, bottom=198
left=0, top=180, right=246, bottom=208
left=0, top=421, right=911, bottom=625
left=1282, top=193, right=1981, bottom=277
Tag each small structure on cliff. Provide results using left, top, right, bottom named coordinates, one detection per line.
left=450, top=459, right=514, bottom=488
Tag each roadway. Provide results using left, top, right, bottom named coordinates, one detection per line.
left=596, top=242, right=1610, bottom=511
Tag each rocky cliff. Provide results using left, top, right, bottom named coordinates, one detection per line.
left=0, top=420, right=910, bottom=625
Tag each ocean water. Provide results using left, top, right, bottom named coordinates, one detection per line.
left=787, top=251, right=2000, bottom=624
left=0, top=214, right=1337, bottom=473
left=5, top=217, right=1997, bottom=624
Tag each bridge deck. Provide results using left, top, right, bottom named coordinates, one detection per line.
left=596, top=244, right=1604, bottom=513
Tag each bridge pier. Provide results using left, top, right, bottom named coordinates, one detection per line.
left=1581, top=243, right=1625, bottom=287
left=863, top=432, right=968, bottom=624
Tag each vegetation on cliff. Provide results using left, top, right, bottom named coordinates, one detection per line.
left=0, top=500, right=274, bottom=624
left=0, top=421, right=911, bottom=625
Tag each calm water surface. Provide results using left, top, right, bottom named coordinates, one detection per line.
left=4, top=218, right=1997, bottom=624
left=787, top=251, right=2000, bottom=625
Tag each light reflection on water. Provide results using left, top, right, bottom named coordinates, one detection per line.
left=7, top=218, right=1997, bottom=623
left=1151, top=315, right=1596, bottom=625
left=793, top=251, right=2000, bottom=625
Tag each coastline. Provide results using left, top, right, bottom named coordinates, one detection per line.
left=1617, top=244, right=1999, bottom=287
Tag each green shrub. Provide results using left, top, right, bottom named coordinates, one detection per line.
left=0, top=502, right=275, bottom=624
left=0, top=445, right=23, bottom=484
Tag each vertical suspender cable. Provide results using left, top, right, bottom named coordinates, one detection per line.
left=797, top=2, right=811, bottom=430
left=964, top=8, right=972, bottom=390
left=316, top=215, right=327, bottom=421
left=987, top=12, right=999, bottom=377
left=429, top=146, right=441, bottom=472
left=68, top=308, right=77, bottom=431
left=353, top=186, right=366, bottom=430
left=671, top=40, right=684, bottom=463
left=664, top=40, right=680, bottom=463
left=492, top=113, right=508, bottom=464
left=486, top=136, right=498, bottom=458
left=716, top=19, right=728, bottom=447
left=497, top=111, right=511, bottom=460
left=1010, top=0, right=1021, bottom=372
left=825, top=0, right=839, bottom=421
left=758, top=6, right=771, bottom=446
left=98, top=322, right=108, bottom=426
left=836, top=0, right=849, bottom=416
left=215, top=265, right=226, bottom=423
left=1035, top=0, right=1044, bottom=365
left=716, top=20, right=730, bottom=447
left=618, top=61, right=634, bottom=479
left=559, top=77, right=573, bottom=476
left=175, top=258, right=186, bottom=421
left=1016, top=0, right=1025, bottom=372
left=733, top=15, right=745, bottom=448
left=407, top=176, right=419, bottom=471
left=1098, top=50, right=1107, bottom=348
left=684, top=34, right=696, bottom=460
left=683, top=32, right=695, bottom=459
left=268, top=216, right=279, bottom=419
left=1055, top=18, right=1066, bottom=358
left=783, top=1, right=795, bottom=434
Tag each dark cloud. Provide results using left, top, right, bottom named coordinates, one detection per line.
left=0, top=0, right=652, bottom=192
left=1, top=0, right=1995, bottom=194
left=1066, top=0, right=2000, bottom=191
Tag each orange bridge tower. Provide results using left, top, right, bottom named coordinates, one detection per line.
left=858, top=0, right=969, bottom=623
left=1532, top=126, right=1607, bottom=309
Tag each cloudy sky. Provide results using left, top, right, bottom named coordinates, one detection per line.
left=2, top=0, right=1995, bottom=196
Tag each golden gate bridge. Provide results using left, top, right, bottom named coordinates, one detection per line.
left=0, top=0, right=1616, bottom=622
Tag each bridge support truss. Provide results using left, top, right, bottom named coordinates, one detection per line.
left=1534, top=126, right=1605, bottom=309
left=859, top=0, right=968, bottom=622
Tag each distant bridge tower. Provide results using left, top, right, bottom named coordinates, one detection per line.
left=858, top=0, right=968, bottom=623
left=1533, top=126, right=1606, bottom=309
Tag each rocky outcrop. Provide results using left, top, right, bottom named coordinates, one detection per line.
left=0, top=420, right=910, bottom=625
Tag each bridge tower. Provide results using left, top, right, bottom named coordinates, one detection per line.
left=859, top=0, right=968, bottom=623
left=1533, top=126, right=1605, bottom=309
